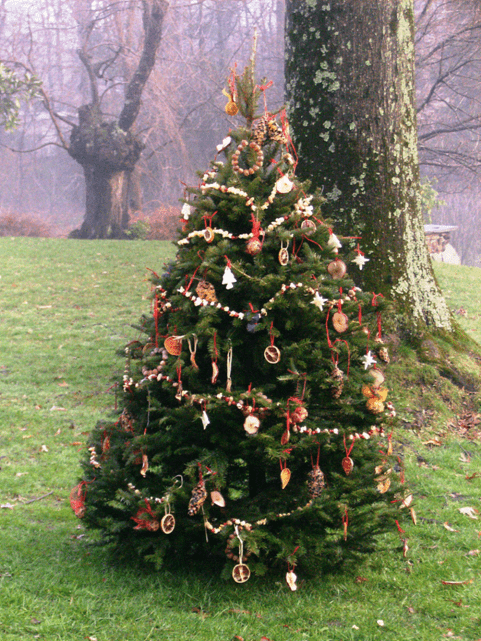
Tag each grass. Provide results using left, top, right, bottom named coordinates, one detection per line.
left=1, top=238, right=481, bottom=641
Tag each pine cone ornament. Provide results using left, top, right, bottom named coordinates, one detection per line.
left=307, top=466, right=325, bottom=499
left=195, top=279, right=217, bottom=303
left=267, top=119, right=288, bottom=145
left=187, top=479, right=208, bottom=516
left=251, top=115, right=269, bottom=145
left=330, top=366, right=344, bottom=399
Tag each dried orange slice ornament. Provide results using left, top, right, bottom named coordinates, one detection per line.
left=160, top=513, right=175, bottom=534
left=232, top=563, right=251, bottom=583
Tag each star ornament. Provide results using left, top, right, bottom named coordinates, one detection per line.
left=361, top=351, right=377, bottom=370
left=311, top=292, right=329, bottom=311
left=352, top=253, right=370, bottom=270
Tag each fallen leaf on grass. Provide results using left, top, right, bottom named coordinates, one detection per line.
left=39, top=445, right=49, bottom=453
left=86, top=637, right=98, bottom=641
left=71, top=442, right=83, bottom=446
left=49, top=406, right=66, bottom=411
left=467, top=549, right=480, bottom=556
left=352, top=625, right=360, bottom=630
left=1, top=503, right=15, bottom=509
left=459, top=507, right=479, bottom=519
left=443, top=522, right=460, bottom=532
left=191, top=607, right=209, bottom=619
left=422, top=438, right=442, bottom=446
left=57, top=381, right=69, bottom=387
left=449, top=599, right=469, bottom=607
left=441, top=579, right=474, bottom=586
left=22, top=435, right=33, bottom=439
left=355, top=576, right=368, bottom=583
left=377, top=619, right=385, bottom=627
left=30, top=618, right=41, bottom=624
left=459, top=452, right=471, bottom=463
left=466, top=472, right=481, bottom=480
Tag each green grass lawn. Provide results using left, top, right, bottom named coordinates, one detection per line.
left=1, top=239, right=480, bottom=641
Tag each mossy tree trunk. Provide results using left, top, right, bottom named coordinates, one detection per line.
left=285, top=0, right=452, bottom=330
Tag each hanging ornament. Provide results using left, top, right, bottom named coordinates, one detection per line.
left=222, top=260, right=237, bottom=290
left=280, top=467, right=291, bottom=489
left=211, top=361, right=219, bottom=384
left=181, top=202, right=192, bottom=220
left=291, top=406, right=308, bottom=424
left=164, top=335, right=183, bottom=356
left=278, top=241, right=289, bottom=266
left=232, top=526, right=250, bottom=583
left=311, top=291, right=328, bottom=311
left=342, top=507, right=349, bottom=541
left=140, top=453, right=149, bottom=477
left=200, top=408, right=210, bottom=430
left=327, top=259, right=347, bottom=279
left=276, top=174, right=294, bottom=194
left=342, top=435, right=354, bottom=475
left=226, top=344, right=233, bottom=393
left=328, top=231, right=342, bottom=250
left=286, top=568, right=298, bottom=591
left=361, top=351, right=377, bottom=370
left=368, top=367, right=385, bottom=388
left=232, top=139, right=264, bottom=176
left=244, top=414, right=260, bottom=436
left=301, top=219, right=316, bottom=234
left=187, top=466, right=208, bottom=516
left=332, top=311, right=349, bottom=333
left=211, top=490, right=226, bottom=507
left=352, top=244, right=370, bottom=270
left=330, top=366, right=345, bottom=399
left=246, top=311, right=261, bottom=333
left=216, top=136, right=232, bottom=153
left=264, top=322, right=281, bottom=364
left=366, top=396, right=385, bottom=414
left=251, top=114, right=269, bottom=145
left=269, top=120, right=288, bottom=145
left=246, top=214, right=264, bottom=256
left=188, top=334, right=199, bottom=370
left=307, top=466, right=325, bottom=499
left=222, top=85, right=238, bottom=116
left=196, top=279, right=218, bottom=303
left=160, top=504, right=176, bottom=534
left=376, top=476, right=391, bottom=494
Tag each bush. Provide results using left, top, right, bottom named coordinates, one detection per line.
left=0, top=211, right=60, bottom=237
left=129, top=206, right=180, bottom=241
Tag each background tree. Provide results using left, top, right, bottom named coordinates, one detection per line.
left=285, top=0, right=452, bottom=330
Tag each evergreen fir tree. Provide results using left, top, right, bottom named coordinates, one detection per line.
left=74, top=56, right=411, bottom=585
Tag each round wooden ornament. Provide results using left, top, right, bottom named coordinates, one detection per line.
left=164, top=336, right=183, bottom=356
left=332, top=311, right=349, bottom=333
left=232, top=563, right=251, bottom=583
left=160, top=513, right=175, bottom=534
left=264, top=345, right=281, bottom=364
left=327, top=259, right=347, bottom=279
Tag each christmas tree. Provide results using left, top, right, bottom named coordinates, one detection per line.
left=73, top=54, right=411, bottom=586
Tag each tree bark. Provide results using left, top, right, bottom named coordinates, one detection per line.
left=69, top=0, right=167, bottom=239
left=285, top=0, right=452, bottom=330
